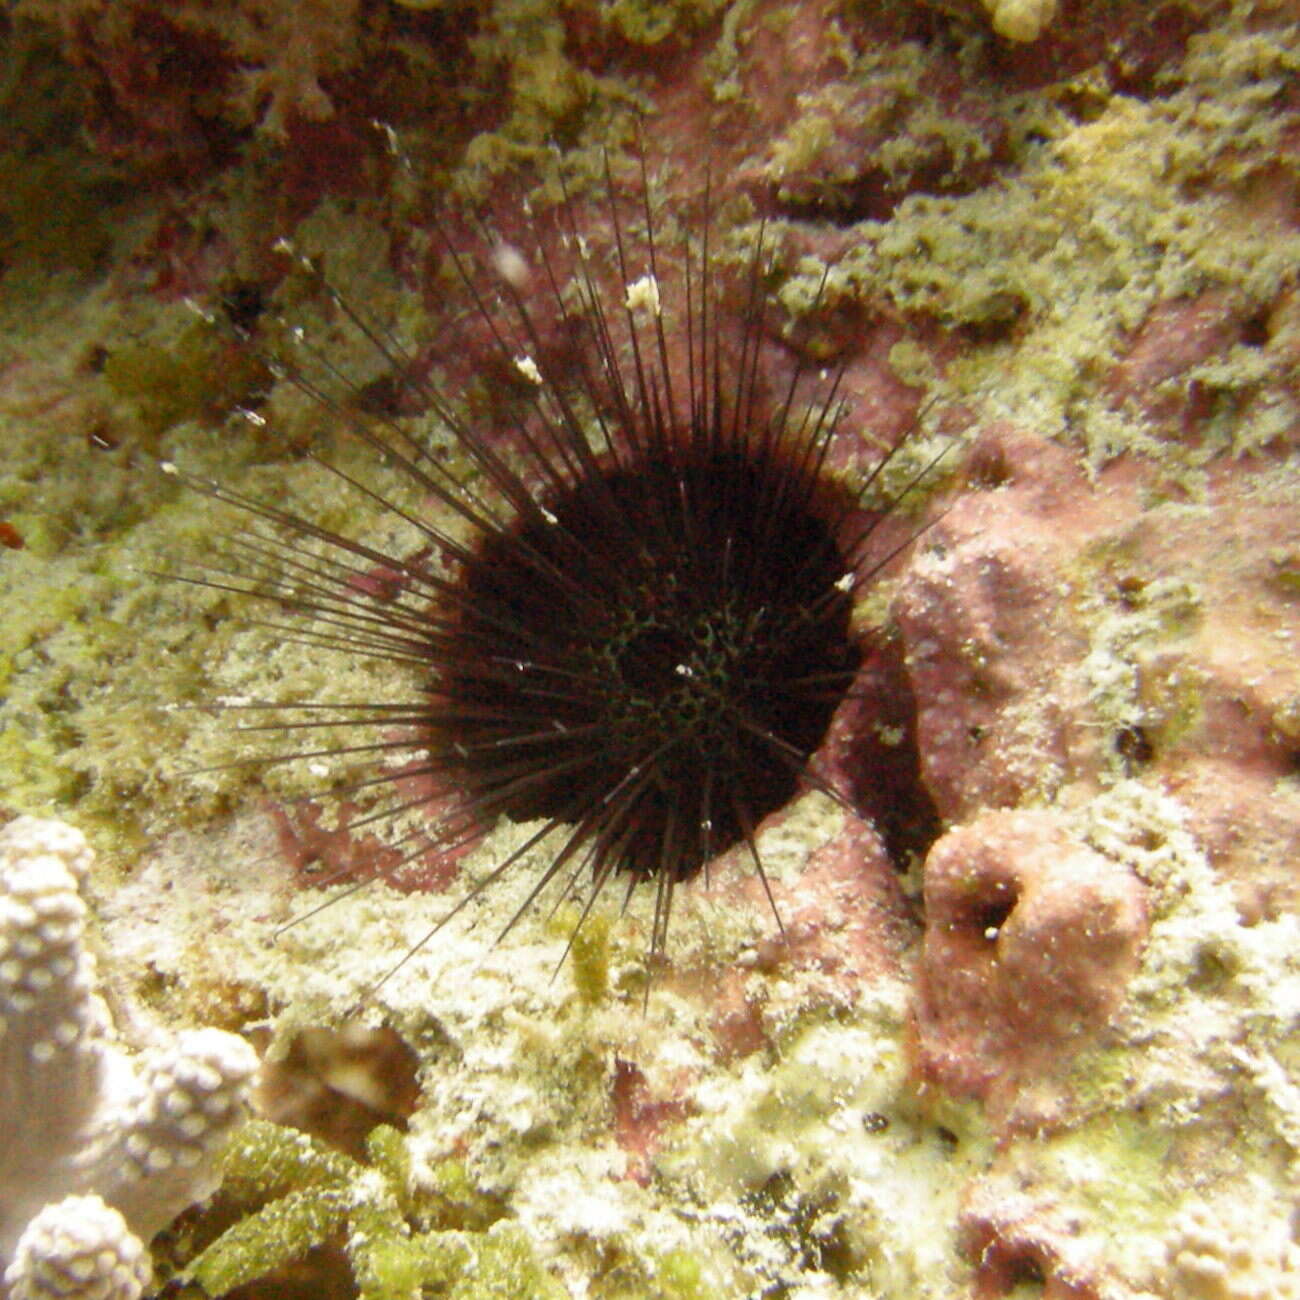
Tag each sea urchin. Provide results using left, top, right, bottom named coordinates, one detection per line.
left=167, top=149, right=933, bottom=978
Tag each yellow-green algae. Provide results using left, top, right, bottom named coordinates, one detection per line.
left=188, top=1117, right=726, bottom=1299
left=181, top=1119, right=565, bottom=1300
left=102, top=318, right=269, bottom=443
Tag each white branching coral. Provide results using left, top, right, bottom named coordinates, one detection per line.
left=1167, top=1200, right=1300, bottom=1300
left=5, top=1197, right=150, bottom=1300
left=0, top=817, right=258, bottom=1300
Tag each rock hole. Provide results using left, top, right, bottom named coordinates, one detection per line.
left=968, top=885, right=1018, bottom=939
left=841, top=636, right=944, bottom=871
left=965, top=443, right=1014, bottom=489
left=256, top=1023, right=421, bottom=1159
left=1115, top=724, right=1155, bottom=771
left=1238, top=309, right=1270, bottom=348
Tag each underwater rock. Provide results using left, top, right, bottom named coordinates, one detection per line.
left=913, top=807, right=1149, bottom=1118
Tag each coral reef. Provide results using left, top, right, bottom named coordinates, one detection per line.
left=1, top=0, right=1299, bottom=1296
left=0, top=818, right=257, bottom=1299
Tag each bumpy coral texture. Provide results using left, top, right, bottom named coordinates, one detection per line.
left=1166, top=1200, right=1300, bottom=1300
left=5, top=1198, right=149, bottom=1300
left=0, top=817, right=258, bottom=1300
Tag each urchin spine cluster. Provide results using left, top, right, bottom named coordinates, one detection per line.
left=0, top=817, right=258, bottom=1300
left=171, top=158, right=933, bottom=972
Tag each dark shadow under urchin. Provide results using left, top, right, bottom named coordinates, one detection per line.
left=166, top=147, right=941, bottom=989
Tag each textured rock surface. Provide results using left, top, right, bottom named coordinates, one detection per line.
left=2, top=0, right=1299, bottom=1297
left=914, top=808, right=1149, bottom=1121
left=1166, top=1195, right=1300, bottom=1300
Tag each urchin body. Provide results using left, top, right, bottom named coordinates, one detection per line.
left=440, top=432, right=859, bottom=887
left=174, top=153, right=925, bottom=971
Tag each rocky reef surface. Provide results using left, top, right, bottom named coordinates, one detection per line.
left=1, top=0, right=1298, bottom=1297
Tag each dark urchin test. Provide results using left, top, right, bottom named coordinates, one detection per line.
left=170, top=150, right=926, bottom=982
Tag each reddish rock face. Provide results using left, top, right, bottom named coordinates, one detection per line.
left=895, top=425, right=1108, bottom=821
left=913, top=809, right=1149, bottom=1121
left=898, top=419, right=1300, bottom=918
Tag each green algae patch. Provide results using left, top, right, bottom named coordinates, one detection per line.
left=103, top=318, right=269, bottom=443
left=458, top=0, right=602, bottom=181
left=0, top=509, right=213, bottom=840
left=1267, top=548, right=1300, bottom=599
left=562, top=907, right=614, bottom=1004
left=645, top=1248, right=726, bottom=1300
left=420, top=1157, right=509, bottom=1234
left=183, top=1119, right=565, bottom=1300
left=0, top=186, right=447, bottom=848
left=0, top=35, right=125, bottom=282
left=1038, top=1114, right=1176, bottom=1247
left=0, top=148, right=116, bottom=278
left=602, top=0, right=728, bottom=46
left=448, top=1226, right=569, bottom=1300
left=1058, top=1040, right=1148, bottom=1121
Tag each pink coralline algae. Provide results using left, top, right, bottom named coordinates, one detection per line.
left=960, top=1175, right=1104, bottom=1300
left=897, top=420, right=1300, bottom=915
left=0, top=818, right=257, bottom=1300
left=895, top=425, right=1109, bottom=822
left=912, top=808, right=1149, bottom=1119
